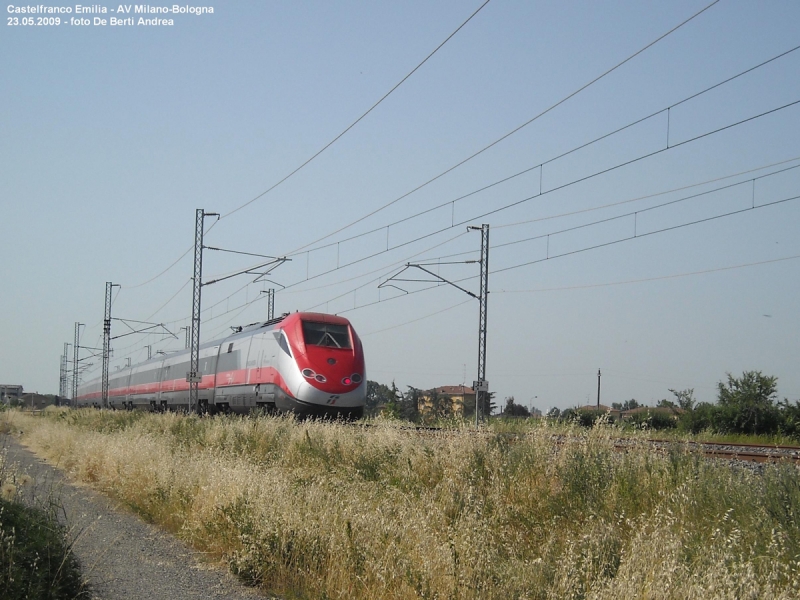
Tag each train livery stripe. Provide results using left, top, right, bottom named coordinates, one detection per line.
left=76, top=368, right=293, bottom=401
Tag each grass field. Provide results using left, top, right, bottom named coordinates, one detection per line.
left=4, top=408, right=799, bottom=599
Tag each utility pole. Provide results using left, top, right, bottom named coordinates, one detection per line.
left=379, top=224, right=490, bottom=428
left=470, top=224, right=490, bottom=427
left=58, top=354, right=65, bottom=399
left=146, top=345, right=152, bottom=360
left=597, top=369, right=601, bottom=409
left=59, top=342, right=70, bottom=399
left=180, top=326, right=189, bottom=349
left=101, top=282, right=119, bottom=409
left=188, top=209, right=219, bottom=413
left=72, top=322, right=83, bottom=400
left=64, top=343, right=72, bottom=400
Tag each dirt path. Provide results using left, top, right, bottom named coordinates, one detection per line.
left=3, top=435, right=271, bottom=600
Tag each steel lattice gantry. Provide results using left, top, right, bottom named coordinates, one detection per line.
left=72, top=322, right=82, bottom=400
left=101, top=282, right=116, bottom=408
left=475, top=223, right=489, bottom=426
left=188, top=209, right=218, bottom=413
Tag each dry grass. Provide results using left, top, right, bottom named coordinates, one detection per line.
left=4, top=407, right=799, bottom=599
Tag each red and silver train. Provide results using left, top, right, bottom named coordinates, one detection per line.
left=75, top=312, right=366, bottom=419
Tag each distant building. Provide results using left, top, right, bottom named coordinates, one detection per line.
left=621, top=406, right=684, bottom=419
left=578, top=404, right=623, bottom=420
left=19, top=393, right=55, bottom=410
left=419, top=385, right=476, bottom=416
left=0, top=385, right=23, bottom=404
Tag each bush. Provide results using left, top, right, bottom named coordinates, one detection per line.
left=0, top=451, right=88, bottom=600
left=0, top=499, right=88, bottom=599
left=626, top=410, right=677, bottom=431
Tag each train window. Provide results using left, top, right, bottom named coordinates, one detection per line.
left=302, top=321, right=351, bottom=349
left=278, top=332, right=292, bottom=356
left=227, top=343, right=234, bottom=353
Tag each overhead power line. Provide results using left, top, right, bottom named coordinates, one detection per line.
left=323, top=168, right=800, bottom=315
left=142, top=97, right=800, bottom=342
left=338, top=192, right=799, bottom=317
left=116, top=0, right=727, bottom=323
left=221, top=0, right=493, bottom=220
left=290, top=43, right=800, bottom=257
left=286, top=0, right=722, bottom=255
left=493, top=254, right=800, bottom=294
left=359, top=299, right=473, bottom=337
left=117, top=2, right=491, bottom=292
left=487, top=164, right=800, bottom=256
left=122, top=35, right=800, bottom=310
left=492, top=193, right=800, bottom=276
left=277, top=99, right=800, bottom=299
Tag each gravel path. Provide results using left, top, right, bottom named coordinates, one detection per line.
left=2, top=435, right=271, bottom=600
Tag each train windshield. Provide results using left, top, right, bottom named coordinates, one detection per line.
left=302, top=321, right=351, bottom=349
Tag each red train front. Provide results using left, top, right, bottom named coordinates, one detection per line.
left=272, top=312, right=367, bottom=418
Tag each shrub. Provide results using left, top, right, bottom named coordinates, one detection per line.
left=0, top=447, right=88, bottom=600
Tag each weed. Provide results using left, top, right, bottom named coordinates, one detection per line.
left=5, top=408, right=800, bottom=599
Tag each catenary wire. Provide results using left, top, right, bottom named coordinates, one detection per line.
left=491, top=194, right=800, bottom=276
left=336, top=193, right=799, bottom=316
left=113, top=1, right=493, bottom=296
left=493, top=254, right=800, bottom=293
left=288, top=43, right=800, bottom=257
left=482, top=164, right=800, bottom=255
left=272, top=99, right=800, bottom=297
left=359, top=299, right=473, bottom=337
left=235, top=97, right=795, bottom=328
left=221, top=0, right=493, bottom=220
left=194, top=229, right=472, bottom=332
left=113, top=1, right=734, bottom=314
left=284, top=0, right=722, bottom=255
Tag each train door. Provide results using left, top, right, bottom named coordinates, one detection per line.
left=207, top=344, right=221, bottom=405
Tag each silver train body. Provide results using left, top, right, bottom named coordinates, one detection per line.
left=75, top=312, right=366, bottom=418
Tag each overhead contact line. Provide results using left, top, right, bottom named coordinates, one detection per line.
left=286, top=0, right=722, bottom=255
left=290, top=43, right=800, bottom=258
left=221, top=0, right=493, bottom=220
left=280, top=99, right=800, bottom=303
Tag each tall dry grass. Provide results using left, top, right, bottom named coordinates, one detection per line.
left=4, top=408, right=799, bottom=599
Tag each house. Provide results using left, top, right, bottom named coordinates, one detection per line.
left=419, top=385, right=476, bottom=417
left=19, top=393, right=55, bottom=410
left=578, top=404, right=623, bottom=421
left=0, top=384, right=23, bottom=404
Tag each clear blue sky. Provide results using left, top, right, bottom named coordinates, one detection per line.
left=2, top=0, right=799, bottom=411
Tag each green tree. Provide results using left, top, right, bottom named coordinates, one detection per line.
left=546, top=407, right=561, bottom=419
left=778, top=398, right=800, bottom=439
left=669, top=388, right=695, bottom=411
left=366, top=380, right=400, bottom=417
left=400, top=386, right=422, bottom=423
left=502, top=396, right=531, bottom=417
left=480, top=391, right=497, bottom=417
left=612, top=399, right=640, bottom=411
left=716, top=371, right=780, bottom=435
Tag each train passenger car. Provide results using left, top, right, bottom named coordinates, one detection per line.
left=74, top=312, right=366, bottom=419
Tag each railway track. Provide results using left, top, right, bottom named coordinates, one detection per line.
left=364, top=422, right=800, bottom=465
left=649, top=439, right=800, bottom=463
